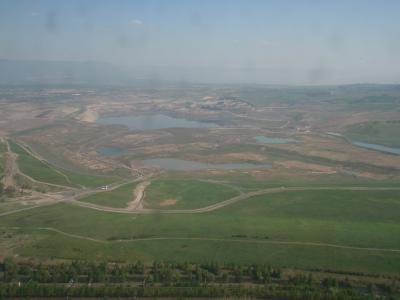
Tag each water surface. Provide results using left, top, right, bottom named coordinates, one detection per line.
left=255, top=135, right=297, bottom=144
left=352, top=141, right=400, bottom=155
left=142, top=158, right=272, bottom=171
left=97, top=114, right=218, bottom=130
left=97, top=146, right=127, bottom=157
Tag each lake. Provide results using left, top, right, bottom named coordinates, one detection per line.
left=97, top=114, right=218, bottom=130
left=255, top=135, right=297, bottom=144
left=97, top=146, right=127, bottom=157
left=352, top=141, right=400, bottom=155
left=142, top=158, right=272, bottom=171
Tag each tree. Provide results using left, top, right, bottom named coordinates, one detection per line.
left=4, top=186, right=16, bottom=197
left=3, top=258, right=18, bottom=282
left=134, top=260, right=145, bottom=274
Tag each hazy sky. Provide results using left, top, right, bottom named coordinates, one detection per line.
left=1, top=0, right=400, bottom=84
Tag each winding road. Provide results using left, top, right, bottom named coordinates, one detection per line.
left=67, top=185, right=400, bottom=214
left=5, top=226, right=400, bottom=253
left=2, top=138, right=400, bottom=255
left=2, top=138, right=400, bottom=217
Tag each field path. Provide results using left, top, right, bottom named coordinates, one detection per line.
left=4, top=139, right=78, bottom=190
left=0, top=175, right=147, bottom=217
left=1, top=141, right=17, bottom=188
left=67, top=186, right=400, bottom=214
left=16, top=141, right=74, bottom=186
left=0, top=188, right=98, bottom=217
left=8, top=226, right=400, bottom=253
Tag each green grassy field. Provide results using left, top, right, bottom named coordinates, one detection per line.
left=345, top=120, right=400, bottom=147
left=79, top=182, right=138, bottom=208
left=0, top=202, right=35, bottom=214
left=10, top=141, right=118, bottom=188
left=14, top=173, right=62, bottom=193
left=168, top=171, right=400, bottom=192
left=23, top=139, right=130, bottom=178
left=145, top=179, right=239, bottom=209
left=1, top=189, right=400, bottom=274
left=10, top=141, right=75, bottom=187
left=61, top=169, right=119, bottom=188
left=10, top=231, right=400, bottom=275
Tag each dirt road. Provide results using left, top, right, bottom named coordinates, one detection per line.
left=3, top=138, right=400, bottom=217
left=126, top=181, right=150, bottom=210
left=9, top=226, right=400, bottom=253
left=67, top=186, right=400, bottom=215
left=1, top=152, right=17, bottom=188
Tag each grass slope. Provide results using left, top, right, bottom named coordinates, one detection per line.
left=345, top=120, right=400, bottom=147
left=145, top=179, right=239, bottom=209
left=10, top=141, right=74, bottom=187
left=79, top=182, right=138, bottom=208
left=10, top=141, right=117, bottom=188
left=1, top=189, right=400, bottom=274
left=12, top=232, right=400, bottom=274
left=61, top=169, right=118, bottom=188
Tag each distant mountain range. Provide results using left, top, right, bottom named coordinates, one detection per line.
left=0, top=59, right=138, bottom=85
left=1, top=59, right=399, bottom=86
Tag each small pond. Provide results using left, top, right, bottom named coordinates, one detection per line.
left=255, top=135, right=297, bottom=144
left=97, top=146, right=127, bottom=157
left=97, top=114, right=218, bottom=130
left=352, top=141, right=400, bottom=155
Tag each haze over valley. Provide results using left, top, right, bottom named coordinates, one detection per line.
left=0, top=1, right=400, bottom=299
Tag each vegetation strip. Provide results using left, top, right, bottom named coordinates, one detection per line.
left=9, top=226, right=400, bottom=253
left=1, top=259, right=390, bottom=299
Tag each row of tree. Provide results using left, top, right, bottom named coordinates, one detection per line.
left=0, top=259, right=282, bottom=285
left=0, top=259, right=398, bottom=299
left=0, top=283, right=376, bottom=299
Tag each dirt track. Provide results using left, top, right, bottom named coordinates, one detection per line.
left=1, top=152, right=17, bottom=188
left=3, top=140, right=78, bottom=190
left=3, top=138, right=400, bottom=217
left=67, top=186, right=400, bottom=214
left=3, top=140, right=400, bottom=217
left=7, top=226, right=400, bottom=253
left=126, top=181, right=150, bottom=210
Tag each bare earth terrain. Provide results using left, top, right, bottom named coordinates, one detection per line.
left=0, top=84, right=400, bottom=289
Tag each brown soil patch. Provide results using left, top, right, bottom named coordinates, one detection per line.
left=224, top=152, right=267, bottom=162
left=271, top=134, right=400, bottom=170
left=115, top=133, right=168, bottom=145
left=127, top=181, right=150, bottom=210
left=276, top=160, right=336, bottom=173
left=342, top=170, right=387, bottom=180
left=159, top=199, right=178, bottom=206
left=64, top=149, right=114, bottom=171
left=78, top=107, right=98, bottom=123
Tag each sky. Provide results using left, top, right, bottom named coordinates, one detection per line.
left=1, top=0, right=400, bottom=84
